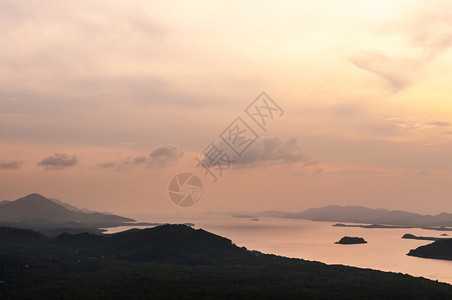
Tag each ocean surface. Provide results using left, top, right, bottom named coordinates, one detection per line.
left=103, top=214, right=452, bottom=284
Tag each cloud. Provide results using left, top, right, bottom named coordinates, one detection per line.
left=350, top=52, right=419, bottom=92
left=328, top=103, right=365, bottom=117
left=406, top=2, right=452, bottom=60
left=313, top=168, right=323, bottom=176
left=133, top=156, right=146, bottom=165
left=352, top=3, right=452, bottom=93
left=417, top=170, right=428, bottom=176
left=96, top=160, right=129, bottom=172
left=423, top=121, right=450, bottom=127
left=0, top=160, right=22, bottom=169
left=37, top=153, right=78, bottom=170
left=148, top=144, right=184, bottom=168
left=230, top=136, right=315, bottom=168
left=96, top=155, right=147, bottom=171
left=98, top=162, right=117, bottom=169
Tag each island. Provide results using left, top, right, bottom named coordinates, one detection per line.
left=408, top=238, right=452, bottom=261
left=333, top=223, right=412, bottom=229
left=402, top=233, right=442, bottom=241
left=335, top=236, right=367, bottom=244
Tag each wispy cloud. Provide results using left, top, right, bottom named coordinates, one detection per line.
left=313, top=168, right=323, bottom=176
left=0, top=160, right=22, bottom=170
left=350, top=52, right=418, bottom=92
left=351, top=2, right=452, bottom=92
left=96, top=155, right=147, bottom=171
left=423, top=121, right=450, bottom=127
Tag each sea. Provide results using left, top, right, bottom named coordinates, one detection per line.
left=102, top=214, right=452, bottom=285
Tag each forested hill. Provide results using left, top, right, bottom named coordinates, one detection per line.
left=1, top=224, right=452, bottom=299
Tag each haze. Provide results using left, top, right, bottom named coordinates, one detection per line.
left=1, top=0, right=452, bottom=215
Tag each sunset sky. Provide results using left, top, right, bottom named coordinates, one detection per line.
left=1, top=0, right=452, bottom=215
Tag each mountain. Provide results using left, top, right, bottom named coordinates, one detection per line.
left=250, top=205, right=452, bottom=227
left=0, top=193, right=134, bottom=229
left=408, top=239, right=452, bottom=260
left=1, top=225, right=452, bottom=299
left=49, top=197, right=93, bottom=213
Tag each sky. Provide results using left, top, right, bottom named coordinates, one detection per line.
left=1, top=0, right=452, bottom=215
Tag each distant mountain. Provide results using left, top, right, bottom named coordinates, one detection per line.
left=0, top=193, right=134, bottom=229
left=408, top=239, right=452, bottom=260
left=250, top=205, right=452, bottom=227
left=49, top=198, right=93, bottom=213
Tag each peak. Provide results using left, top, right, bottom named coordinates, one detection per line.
left=18, top=193, right=52, bottom=202
left=13, top=194, right=60, bottom=208
left=29, top=193, right=45, bottom=197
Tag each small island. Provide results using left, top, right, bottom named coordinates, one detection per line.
left=402, top=234, right=441, bottom=241
left=335, top=236, right=367, bottom=244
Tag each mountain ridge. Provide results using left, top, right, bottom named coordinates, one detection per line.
left=239, top=205, right=452, bottom=227
left=0, top=193, right=135, bottom=230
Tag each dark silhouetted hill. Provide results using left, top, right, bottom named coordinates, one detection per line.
left=335, top=236, right=367, bottom=244
left=0, top=224, right=250, bottom=264
left=1, top=224, right=452, bottom=298
left=408, top=239, right=452, bottom=260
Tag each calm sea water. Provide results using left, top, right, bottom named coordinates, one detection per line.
left=103, top=214, right=452, bottom=284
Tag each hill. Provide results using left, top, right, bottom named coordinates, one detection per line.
left=0, top=193, right=134, bottom=230
left=1, top=224, right=452, bottom=299
left=0, top=224, right=251, bottom=264
left=408, top=239, right=452, bottom=261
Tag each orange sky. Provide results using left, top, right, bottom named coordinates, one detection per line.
left=1, top=0, right=452, bottom=215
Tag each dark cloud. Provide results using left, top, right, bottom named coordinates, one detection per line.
left=37, top=153, right=78, bottom=170
left=148, top=144, right=184, bottom=168
left=0, top=160, right=22, bottom=169
left=231, top=136, right=315, bottom=168
left=133, top=156, right=146, bottom=165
